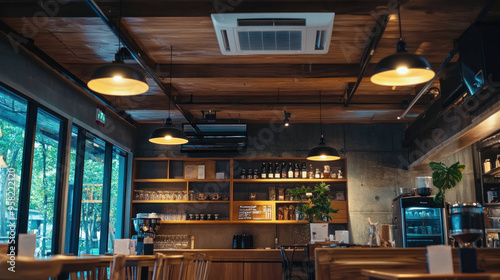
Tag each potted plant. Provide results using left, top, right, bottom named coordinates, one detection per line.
left=429, top=161, right=465, bottom=203
left=287, top=182, right=338, bottom=242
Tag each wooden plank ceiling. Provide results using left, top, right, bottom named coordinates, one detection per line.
left=0, top=0, right=487, bottom=124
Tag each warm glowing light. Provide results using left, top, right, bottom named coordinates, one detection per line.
left=113, top=75, right=123, bottom=81
left=284, top=123, right=289, bottom=127
left=321, top=155, right=326, bottom=159
left=165, top=135, right=172, bottom=140
left=396, top=66, right=408, bottom=75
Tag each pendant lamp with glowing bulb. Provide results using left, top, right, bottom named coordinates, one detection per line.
left=307, top=92, right=341, bottom=161
left=88, top=51, right=149, bottom=96
left=148, top=47, right=188, bottom=145
left=149, top=117, right=188, bottom=145
left=370, top=0, right=435, bottom=86
left=87, top=0, right=149, bottom=96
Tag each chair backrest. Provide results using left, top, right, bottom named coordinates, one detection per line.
left=152, top=253, right=211, bottom=280
left=0, top=255, right=64, bottom=280
left=110, top=254, right=126, bottom=280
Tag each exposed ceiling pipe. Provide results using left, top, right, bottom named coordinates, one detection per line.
left=85, top=0, right=202, bottom=135
left=397, top=48, right=457, bottom=119
left=344, top=14, right=389, bottom=106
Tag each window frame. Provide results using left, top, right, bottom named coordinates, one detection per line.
left=1, top=83, right=68, bottom=255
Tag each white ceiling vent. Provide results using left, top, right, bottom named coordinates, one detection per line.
left=211, top=13, right=335, bottom=55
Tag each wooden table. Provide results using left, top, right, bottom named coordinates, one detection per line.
left=362, top=269, right=500, bottom=280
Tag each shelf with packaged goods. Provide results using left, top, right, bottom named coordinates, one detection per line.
left=131, top=157, right=348, bottom=226
left=484, top=166, right=500, bottom=176
left=132, top=200, right=230, bottom=204
left=232, top=178, right=346, bottom=183
left=133, top=179, right=230, bottom=183
left=161, top=220, right=233, bottom=224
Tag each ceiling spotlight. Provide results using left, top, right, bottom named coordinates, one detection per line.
left=283, top=111, right=291, bottom=127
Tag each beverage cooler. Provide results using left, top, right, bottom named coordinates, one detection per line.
left=393, top=196, right=447, bottom=247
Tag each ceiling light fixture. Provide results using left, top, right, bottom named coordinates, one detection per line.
left=87, top=0, right=149, bottom=95
left=148, top=47, right=188, bottom=145
left=283, top=110, right=291, bottom=127
left=307, top=92, right=340, bottom=161
left=370, top=0, right=435, bottom=86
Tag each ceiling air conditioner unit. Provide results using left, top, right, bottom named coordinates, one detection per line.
left=211, top=13, right=335, bottom=55
left=181, top=123, right=247, bottom=153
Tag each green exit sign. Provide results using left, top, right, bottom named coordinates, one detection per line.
left=96, top=107, right=106, bottom=126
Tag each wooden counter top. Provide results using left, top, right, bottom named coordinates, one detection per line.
left=154, top=248, right=308, bottom=262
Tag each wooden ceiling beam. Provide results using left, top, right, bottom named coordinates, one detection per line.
left=0, top=1, right=404, bottom=18
left=111, top=94, right=432, bottom=111
left=68, top=63, right=452, bottom=79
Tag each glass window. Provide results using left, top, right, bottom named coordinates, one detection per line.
left=79, top=136, right=106, bottom=255
left=28, top=109, right=63, bottom=256
left=0, top=90, right=27, bottom=244
left=108, top=148, right=127, bottom=253
left=64, top=126, right=78, bottom=254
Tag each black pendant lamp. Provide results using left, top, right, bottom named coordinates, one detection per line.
left=307, top=92, right=340, bottom=161
left=148, top=47, right=188, bottom=145
left=87, top=0, right=148, bottom=96
left=370, top=0, right=435, bottom=86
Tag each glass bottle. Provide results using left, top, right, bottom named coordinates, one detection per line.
left=274, top=162, right=281, bottom=179
left=301, top=163, right=307, bottom=179
left=268, top=161, right=274, bottom=179
left=261, top=162, right=267, bottom=179
left=308, top=164, right=314, bottom=179
left=281, top=162, right=287, bottom=179
left=315, top=168, right=321, bottom=179
left=253, top=168, right=259, bottom=179
left=288, top=162, right=294, bottom=178
left=294, top=163, right=300, bottom=178
left=240, top=168, right=246, bottom=179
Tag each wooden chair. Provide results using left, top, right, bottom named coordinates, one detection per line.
left=110, top=254, right=126, bottom=280
left=0, top=255, right=64, bottom=280
left=153, top=253, right=211, bottom=280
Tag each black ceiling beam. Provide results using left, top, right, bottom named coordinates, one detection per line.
left=0, top=1, right=400, bottom=18
left=0, top=19, right=134, bottom=125
left=344, top=13, right=389, bottom=106
left=85, top=0, right=202, bottom=134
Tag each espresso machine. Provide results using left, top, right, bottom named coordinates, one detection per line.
left=132, top=213, right=161, bottom=255
left=449, top=203, right=485, bottom=273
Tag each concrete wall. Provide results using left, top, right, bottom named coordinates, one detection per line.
left=135, top=122, right=476, bottom=247
left=0, top=33, right=136, bottom=150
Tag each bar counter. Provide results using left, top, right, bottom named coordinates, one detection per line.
left=155, top=249, right=308, bottom=280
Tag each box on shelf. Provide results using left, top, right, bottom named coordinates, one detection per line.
left=184, top=160, right=216, bottom=179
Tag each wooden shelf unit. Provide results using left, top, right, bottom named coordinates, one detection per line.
left=132, top=157, right=348, bottom=224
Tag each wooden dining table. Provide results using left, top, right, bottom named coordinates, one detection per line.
left=362, top=269, right=500, bottom=280
left=0, top=254, right=157, bottom=280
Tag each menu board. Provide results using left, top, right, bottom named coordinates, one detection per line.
left=238, top=205, right=272, bottom=220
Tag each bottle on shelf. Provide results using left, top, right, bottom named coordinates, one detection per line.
left=308, top=164, right=314, bottom=179
left=315, top=168, right=321, bottom=179
left=240, top=168, right=246, bottom=179
left=274, top=162, right=281, bottom=179
left=253, top=169, right=259, bottom=179
left=496, top=155, right=500, bottom=169
left=268, top=162, right=274, bottom=179
left=261, top=162, right=267, bottom=179
left=301, top=163, right=307, bottom=179
left=288, top=162, right=294, bottom=178
left=294, top=163, right=300, bottom=178
left=281, top=161, right=287, bottom=179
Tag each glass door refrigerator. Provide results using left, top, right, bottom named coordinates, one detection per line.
left=393, top=196, right=447, bottom=247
